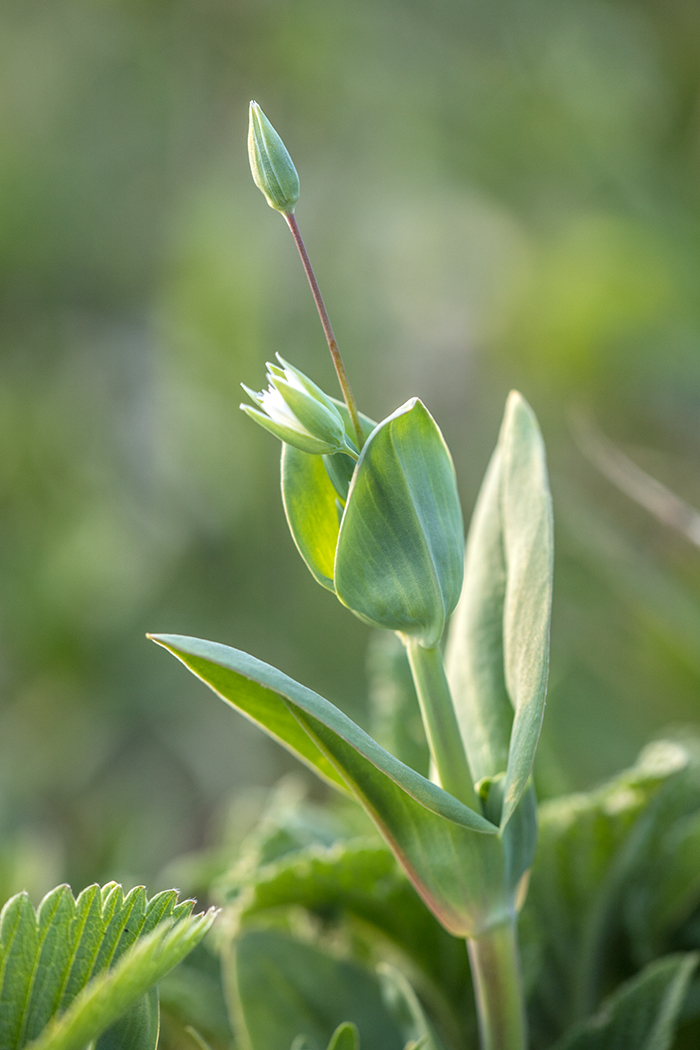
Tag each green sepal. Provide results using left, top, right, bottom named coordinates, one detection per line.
left=241, top=403, right=338, bottom=456
left=149, top=634, right=525, bottom=937
left=335, top=399, right=464, bottom=648
left=445, top=391, right=553, bottom=827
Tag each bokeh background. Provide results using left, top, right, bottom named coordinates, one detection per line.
left=1, top=0, right=699, bottom=901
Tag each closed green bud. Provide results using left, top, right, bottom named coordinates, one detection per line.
left=248, top=101, right=300, bottom=214
left=241, top=356, right=356, bottom=457
left=334, top=399, right=464, bottom=648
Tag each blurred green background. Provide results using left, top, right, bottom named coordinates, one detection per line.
left=1, top=0, right=699, bottom=901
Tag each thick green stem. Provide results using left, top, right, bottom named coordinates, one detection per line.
left=405, top=639, right=479, bottom=810
left=284, top=212, right=364, bottom=451
left=467, top=919, right=528, bottom=1050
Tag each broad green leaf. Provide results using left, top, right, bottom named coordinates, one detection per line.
left=229, top=929, right=403, bottom=1050
left=281, top=403, right=376, bottom=591
left=334, top=399, right=464, bottom=648
left=327, top=1022, right=360, bottom=1050
left=94, top=987, right=159, bottom=1050
left=26, top=906, right=216, bottom=1050
left=522, top=739, right=694, bottom=1044
left=551, top=953, right=698, bottom=1050
left=446, top=391, right=553, bottom=826
left=227, top=839, right=468, bottom=1011
left=0, top=881, right=214, bottom=1050
left=149, top=634, right=520, bottom=937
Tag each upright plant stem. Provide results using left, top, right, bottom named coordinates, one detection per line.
left=467, top=919, right=528, bottom=1050
left=284, top=212, right=364, bottom=451
left=405, top=639, right=479, bottom=810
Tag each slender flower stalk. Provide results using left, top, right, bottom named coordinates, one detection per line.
left=283, top=212, right=364, bottom=451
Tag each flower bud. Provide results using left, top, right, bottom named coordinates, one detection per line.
left=248, top=101, right=300, bottom=214
left=241, top=356, right=355, bottom=457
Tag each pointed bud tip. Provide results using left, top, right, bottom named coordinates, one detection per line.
left=247, top=101, right=300, bottom=214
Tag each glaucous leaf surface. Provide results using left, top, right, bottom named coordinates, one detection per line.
left=230, top=929, right=404, bottom=1050
left=281, top=403, right=376, bottom=591
left=522, top=738, right=699, bottom=1045
left=150, top=634, right=523, bottom=938
left=334, top=399, right=464, bottom=648
left=446, top=391, right=553, bottom=827
left=0, top=882, right=214, bottom=1050
left=550, top=953, right=698, bottom=1050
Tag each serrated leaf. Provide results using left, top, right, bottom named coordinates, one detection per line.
left=0, top=881, right=214, bottom=1050
left=230, top=929, right=403, bottom=1050
left=25, top=905, right=216, bottom=1050
left=150, top=634, right=519, bottom=937
left=551, top=953, right=698, bottom=1050
left=445, top=391, right=553, bottom=826
left=334, top=399, right=464, bottom=648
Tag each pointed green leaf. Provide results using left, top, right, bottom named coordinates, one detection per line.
left=230, top=929, right=402, bottom=1050
left=551, top=953, right=698, bottom=1050
left=25, top=908, right=216, bottom=1050
left=150, top=634, right=517, bottom=937
left=327, top=1022, right=360, bottom=1050
left=0, top=881, right=213, bottom=1050
left=446, top=391, right=553, bottom=826
left=281, top=403, right=376, bottom=591
left=335, top=400, right=464, bottom=648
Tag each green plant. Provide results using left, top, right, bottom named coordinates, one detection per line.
left=151, top=103, right=552, bottom=1050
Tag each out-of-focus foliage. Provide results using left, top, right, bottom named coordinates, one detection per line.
left=0, top=0, right=699, bottom=894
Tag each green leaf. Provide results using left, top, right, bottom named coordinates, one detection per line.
left=230, top=929, right=403, bottom=1050
left=282, top=444, right=342, bottom=590
left=327, top=1022, right=360, bottom=1050
left=0, top=881, right=215, bottom=1050
left=551, top=953, right=698, bottom=1050
left=227, top=839, right=468, bottom=1010
left=25, top=905, right=216, bottom=1050
left=445, top=391, right=553, bottom=826
left=149, top=634, right=520, bottom=937
left=94, top=987, right=159, bottom=1050
left=281, top=403, right=376, bottom=591
left=334, top=399, right=464, bottom=648
left=522, top=738, right=695, bottom=1043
